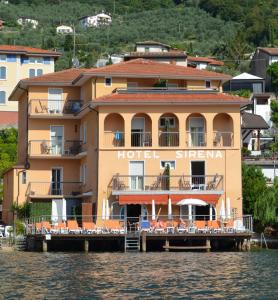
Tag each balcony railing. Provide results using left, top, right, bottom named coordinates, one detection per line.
left=28, top=140, right=83, bottom=156
left=187, top=131, right=207, bottom=147
left=104, top=131, right=125, bottom=147
left=159, top=132, right=179, bottom=147
left=131, top=132, right=152, bottom=147
left=27, top=182, right=82, bottom=197
left=111, top=174, right=223, bottom=193
left=29, top=99, right=83, bottom=115
left=213, top=131, right=233, bottom=147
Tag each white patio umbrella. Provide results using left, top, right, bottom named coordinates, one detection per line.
left=62, top=198, right=67, bottom=221
left=151, top=199, right=156, bottom=221
left=106, top=199, right=110, bottom=220
left=168, top=198, right=172, bottom=219
left=220, top=198, right=226, bottom=219
left=102, top=199, right=106, bottom=220
left=226, top=197, right=231, bottom=219
left=176, top=198, right=207, bottom=206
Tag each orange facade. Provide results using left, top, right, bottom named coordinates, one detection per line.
left=2, top=59, right=247, bottom=224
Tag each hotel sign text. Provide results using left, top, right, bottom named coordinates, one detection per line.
left=117, top=150, right=223, bottom=160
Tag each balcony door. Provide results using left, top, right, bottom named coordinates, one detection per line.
left=129, top=161, right=144, bottom=190
left=50, top=125, right=64, bottom=155
left=189, top=117, right=205, bottom=146
left=191, top=161, right=205, bottom=189
left=131, top=117, right=145, bottom=146
left=52, top=168, right=63, bottom=195
left=48, top=88, right=63, bottom=113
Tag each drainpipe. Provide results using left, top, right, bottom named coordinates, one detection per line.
left=88, top=103, right=99, bottom=217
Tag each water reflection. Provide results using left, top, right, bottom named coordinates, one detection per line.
left=0, top=251, right=277, bottom=299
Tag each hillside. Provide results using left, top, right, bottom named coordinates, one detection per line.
left=0, top=0, right=277, bottom=72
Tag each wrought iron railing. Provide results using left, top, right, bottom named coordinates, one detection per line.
left=104, top=131, right=125, bottom=147
left=111, top=174, right=223, bottom=192
left=187, top=131, right=207, bottom=147
left=159, top=132, right=179, bottom=147
left=131, top=132, right=152, bottom=147
left=27, top=182, right=82, bottom=197
left=213, top=131, right=233, bottom=147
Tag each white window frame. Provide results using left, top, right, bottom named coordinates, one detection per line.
left=104, top=77, right=112, bottom=87
left=0, top=90, right=6, bottom=105
left=160, top=160, right=176, bottom=170
left=0, top=66, right=7, bottom=80
left=159, top=117, right=175, bottom=128
left=29, top=56, right=43, bottom=64
left=0, top=55, right=6, bottom=62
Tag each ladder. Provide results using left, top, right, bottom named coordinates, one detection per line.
left=125, top=233, right=140, bottom=252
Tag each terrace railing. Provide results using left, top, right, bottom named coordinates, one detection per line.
left=111, top=174, right=223, bottom=193
left=104, top=131, right=125, bottom=147
left=213, top=131, right=234, bottom=147
left=131, top=132, right=152, bottom=147
left=29, top=99, right=83, bottom=115
left=28, top=140, right=83, bottom=156
left=159, top=132, right=179, bottom=147
left=187, top=131, right=207, bottom=147
left=27, top=182, right=82, bottom=197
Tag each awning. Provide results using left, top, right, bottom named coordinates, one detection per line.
left=118, top=194, right=219, bottom=205
left=176, top=199, right=207, bottom=206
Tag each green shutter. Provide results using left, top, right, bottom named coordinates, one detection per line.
left=30, top=201, right=51, bottom=220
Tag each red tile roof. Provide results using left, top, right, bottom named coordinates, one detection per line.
left=0, top=45, right=61, bottom=56
left=0, top=111, right=18, bottom=127
left=94, top=91, right=248, bottom=105
left=258, top=47, right=278, bottom=55
left=188, top=56, right=224, bottom=66
left=84, top=59, right=230, bottom=80
left=21, top=68, right=86, bottom=84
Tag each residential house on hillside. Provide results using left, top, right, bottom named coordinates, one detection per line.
left=0, top=45, right=61, bottom=128
left=250, top=47, right=278, bottom=92
left=17, top=17, right=39, bottom=29
left=2, top=58, right=248, bottom=227
left=56, top=25, right=73, bottom=34
left=124, top=41, right=187, bottom=66
left=187, top=56, right=224, bottom=70
left=79, top=13, right=112, bottom=28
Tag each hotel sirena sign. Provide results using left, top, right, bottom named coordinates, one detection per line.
left=117, top=150, right=223, bottom=160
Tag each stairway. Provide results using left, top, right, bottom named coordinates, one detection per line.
left=125, top=233, right=140, bottom=252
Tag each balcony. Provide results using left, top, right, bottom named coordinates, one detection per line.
left=213, top=131, right=233, bottom=147
left=131, top=132, right=152, bottom=147
left=27, top=182, right=82, bottom=198
left=159, top=132, right=179, bottom=147
left=28, top=140, right=85, bottom=158
left=104, top=131, right=125, bottom=147
left=28, top=100, right=83, bottom=117
left=111, top=174, right=223, bottom=195
left=187, top=131, right=207, bottom=147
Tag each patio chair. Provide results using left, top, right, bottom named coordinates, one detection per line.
left=103, top=220, right=126, bottom=234
left=35, top=222, right=42, bottom=234
left=67, top=220, right=82, bottom=234
left=208, top=220, right=222, bottom=233
left=51, top=222, right=67, bottom=234
left=234, top=220, right=246, bottom=233
left=140, top=220, right=152, bottom=232
left=152, top=220, right=167, bottom=234
left=177, top=219, right=188, bottom=233
left=41, top=140, right=52, bottom=154
left=41, top=221, right=51, bottom=234
left=224, top=220, right=235, bottom=233
left=195, top=220, right=209, bottom=233
left=82, top=222, right=99, bottom=234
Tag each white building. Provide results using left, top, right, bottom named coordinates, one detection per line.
left=79, top=13, right=112, bottom=28
left=187, top=56, right=224, bottom=70
left=17, top=17, right=38, bottom=29
left=56, top=25, right=73, bottom=34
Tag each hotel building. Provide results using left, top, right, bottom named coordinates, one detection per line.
left=0, top=45, right=61, bottom=127
left=2, top=59, right=247, bottom=225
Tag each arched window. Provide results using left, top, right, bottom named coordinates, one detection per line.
left=0, top=66, right=6, bottom=79
left=111, top=202, right=125, bottom=219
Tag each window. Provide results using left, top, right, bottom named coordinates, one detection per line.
left=22, top=171, right=27, bottom=184
left=83, top=123, right=87, bottom=143
left=29, top=69, right=36, bottom=78
left=205, top=81, right=211, bottom=88
left=0, top=55, right=6, bottom=62
left=0, top=66, right=6, bottom=79
left=127, top=82, right=138, bottom=89
left=145, top=47, right=150, bottom=52
left=159, top=117, right=175, bottom=128
left=80, top=124, right=83, bottom=142
left=29, top=57, right=43, bottom=64
left=0, top=91, right=6, bottom=104
left=105, top=77, right=112, bottom=87
left=160, top=160, right=176, bottom=170
left=80, top=164, right=87, bottom=184
left=37, top=69, right=43, bottom=76
left=167, top=83, right=178, bottom=88
left=257, top=98, right=268, bottom=105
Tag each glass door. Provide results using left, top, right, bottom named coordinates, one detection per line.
left=131, top=117, right=145, bottom=146
left=129, top=161, right=144, bottom=190
left=52, top=168, right=63, bottom=195
left=50, top=125, right=63, bottom=155
left=48, top=88, right=63, bottom=113
left=189, top=117, right=205, bottom=146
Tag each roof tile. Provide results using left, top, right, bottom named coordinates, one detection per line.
left=0, top=45, right=61, bottom=56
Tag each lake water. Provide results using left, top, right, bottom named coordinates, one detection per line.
left=0, top=251, right=277, bottom=299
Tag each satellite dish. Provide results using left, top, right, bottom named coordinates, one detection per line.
left=72, top=57, right=79, bottom=68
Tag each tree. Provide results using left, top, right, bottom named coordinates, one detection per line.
left=267, top=62, right=278, bottom=95
left=270, top=100, right=278, bottom=127
left=242, top=164, right=267, bottom=215
left=64, top=34, right=73, bottom=52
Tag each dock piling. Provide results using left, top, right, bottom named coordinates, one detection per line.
left=141, top=232, right=146, bottom=252
left=84, top=240, right=89, bottom=252
left=42, top=240, right=48, bottom=252
left=206, top=239, right=211, bottom=252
